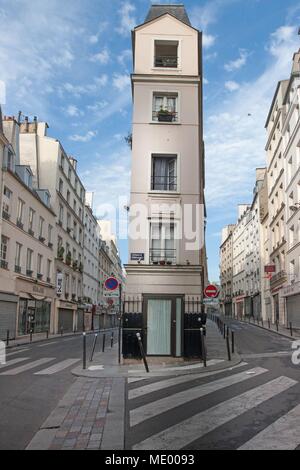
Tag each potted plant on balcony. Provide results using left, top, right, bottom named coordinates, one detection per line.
left=57, top=246, right=65, bottom=261
left=66, top=251, right=72, bottom=266
left=159, top=260, right=166, bottom=266
left=158, top=107, right=174, bottom=123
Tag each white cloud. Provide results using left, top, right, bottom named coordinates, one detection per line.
left=203, top=78, right=209, bottom=85
left=113, top=73, right=131, bottom=91
left=61, top=75, right=108, bottom=97
left=64, top=105, right=83, bottom=117
left=224, top=49, right=249, bottom=72
left=225, top=80, right=240, bottom=91
left=205, top=24, right=299, bottom=209
left=116, top=1, right=136, bottom=36
left=203, top=34, right=216, bottom=49
left=69, top=131, right=97, bottom=142
left=90, top=49, right=110, bottom=65
left=118, top=49, right=132, bottom=67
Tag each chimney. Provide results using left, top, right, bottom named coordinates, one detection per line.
left=25, top=116, right=29, bottom=133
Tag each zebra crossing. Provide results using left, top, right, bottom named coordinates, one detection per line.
left=127, top=364, right=300, bottom=450
left=0, top=356, right=80, bottom=376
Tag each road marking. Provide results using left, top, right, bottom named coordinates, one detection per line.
left=6, top=348, right=29, bottom=357
left=129, top=359, right=225, bottom=375
left=128, top=378, right=150, bottom=384
left=133, top=376, right=297, bottom=450
left=239, top=404, right=300, bottom=450
left=242, top=352, right=291, bottom=359
left=0, top=358, right=55, bottom=376
left=130, top=367, right=268, bottom=427
left=37, top=342, right=59, bottom=348
left=34, top=359, right=80, bottom=375
left=129, top=362, right=248, bottom=400
left=0, top=357, right=29, bottom=369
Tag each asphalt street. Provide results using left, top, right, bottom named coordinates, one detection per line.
left=126, top=319, right=300, bottom=450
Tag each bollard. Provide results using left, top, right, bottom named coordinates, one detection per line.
left=102, top=333, right=106, bottom=353
left=46, top=330, right=49, bottom=340
left=136, top=333, right=149, bottom=373
left=83, top=333, right=87, bottom=370
left=261, top=319, right=264, bottom=328
left=111, top=331, right=114, bottom=348
left=290, top=322, right=293, bottom=337
left=276, top=321, right=279, bottom=332
left=268, top=319, right=271, bottom=329
left=90, top=334, right=98, bottom=362
left=6, top=330, right=9, bottom=347
left=200, top=328, right=207, bottom=368
left=231, top=331, right=235, bottom=354
left=61, top=327, right=63, bottom=337
left=223, top=324, right=226, bottom=339
left=226, top=334, right=232, bottom=361
left=30, top=330, right=33, bottom=343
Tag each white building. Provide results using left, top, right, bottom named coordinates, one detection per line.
left=219, top=225, right=235, bottom=316
left=125, top=4, right=207, bottom=358
left=19, top=118, right=86, bottom=333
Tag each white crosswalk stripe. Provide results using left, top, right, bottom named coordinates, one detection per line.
left=0, top=357, right=29, bottom=369
left=132, top=376, right=297, bottom=450
left=239, top=404, right=300, bottom=450
left=6, top=349, right=29, bottom=357
left=130, top=367, right=268, bottom=427
left=129, top=362, right=248, bottom=400
left=0, top=358, right=55, bottom=376
left=34, top=359, right=80, bottom=375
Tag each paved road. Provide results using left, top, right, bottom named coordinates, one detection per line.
left=0, top=333, right=108, bottom=450
left=126, top=320, right=300, bottom=450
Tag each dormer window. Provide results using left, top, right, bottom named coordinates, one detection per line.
left=154, top=40, right=178, bottom=68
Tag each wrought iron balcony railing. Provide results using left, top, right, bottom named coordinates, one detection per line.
left=150, top=248, right=176, bottom=265
left=151, top=176, right=177, bottom=191
left=155, top=56, right=178, bottom=68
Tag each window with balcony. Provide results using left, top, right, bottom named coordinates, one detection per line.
left=47, top=259, right=52, bottom=283
left=15, top=243, right=22, bottom=273
left=48, top=225, right=53, bottom=248
left=154, top=40, right=178, bottom=68
left=59, top=178, right=63, bottom=194
left=151, top=155, right=177, bottom=191
left=59, top=205, right=64, bottom=226
left=28, top=208, right=35, bottom=236
left=39, top=217, right=45, bottom=242
left=26, top=248, right=33, bottom=276
left=37, top=254, right=43, bottom=280
left=150, top=223, right=176, bottom=265
left=152, top=92, right=178, bottom=123
left=17, top=198, right=24, bottom=229
left=1, top=236, right=9, bottom=270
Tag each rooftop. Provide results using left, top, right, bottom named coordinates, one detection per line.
left=145, top=4, right=191, bottom=26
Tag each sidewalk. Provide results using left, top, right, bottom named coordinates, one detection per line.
left=26, top=320, right=240, bottom=451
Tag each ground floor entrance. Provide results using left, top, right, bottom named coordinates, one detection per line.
left=18, top=299, right=51, bottom=336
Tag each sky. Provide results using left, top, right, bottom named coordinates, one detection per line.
left=1, top=0, right=300, bottom=282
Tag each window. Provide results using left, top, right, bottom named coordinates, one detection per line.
left=48, top=225, right=53, bottom=245
left=73, top=199, right=77, bottom=213
left=24, top=168, right=32, bottom=187
left=59, top=178, right=63, bottom=194
left=67, top=190, right=70, bottom=204
left=15, top=243, right=22, bottom=271
left=59, top=205, right=64, bottom=225
left=39, top=217, right=44, bottom=240
left=67, top=213, right=71, bottom=231
left=4, top=148, right=14, bottom=171
left=29, top=208, right=35, bottom=233
left=65, top=274, right=70, bottom=296
left=37, top=254, right=43, bottom=276
left=152, top=155, right=177, bottom=191
left=1, top=236, right=9, bottom=269
left=61, top=155, right=65, bottom=172
left=26, top=249, right=33, bottom=275
left=3, top=186, right=12, bottom=199
left=47, top=260, right=52, bottom=282
left=150, top=223, right=176, bottom=264
left=153, top=92, right=178, bottom=122
left=17, top=199, right=24, bottom=225
left=68, top=166, right=72, bottom=181
left=154, top=40, right=178, bottom=68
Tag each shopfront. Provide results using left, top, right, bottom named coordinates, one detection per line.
left=252, top=294, right=261, bottom=320
left=18, top=299, right=51, bottom=336
left=284, top=282, right=300, bottom=328
left=234, top=296, right=245, bottom=319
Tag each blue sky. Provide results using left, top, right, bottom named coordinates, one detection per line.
left=1, top=0, right=300, bottom=281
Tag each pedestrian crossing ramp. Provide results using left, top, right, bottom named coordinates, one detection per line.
left=0, top=355, right=80, bottom=376
left=127, top=363, right=300, bottom=450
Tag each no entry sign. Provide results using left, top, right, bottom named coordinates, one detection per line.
left=204, top=285, right=219, bottom=299
left=105, top=277, right=119, bottom=291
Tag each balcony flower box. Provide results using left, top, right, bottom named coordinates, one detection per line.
left=28, top=229, right=34, bottom=237
left=26, top=270, right=33, bottom=277
left=39, top=236, right=46, bottom=243
left=159, top=260, right=166, bottom=266
left=158, top=109, right=174, bottom=122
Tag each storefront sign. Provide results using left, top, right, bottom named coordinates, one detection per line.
left=56, top=273, right=63, bottom=295
left=265, top=265, right=276, bottom=273
left=131, top=253, right=145, bottom=261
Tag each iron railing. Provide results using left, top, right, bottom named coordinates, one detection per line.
left=149, top=248, right=176, bottom=265
left=155, top=55, right=178, bottom=68
left=151, top=175, right=177, bottom=191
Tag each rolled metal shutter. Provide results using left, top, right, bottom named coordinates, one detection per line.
left=77, top=310, right=84, bottom=332
left=0, top=301, right=17, bottom=340
left=58, top=309, right=74, bottom=333
left=287, top=295, right=300, bottom=328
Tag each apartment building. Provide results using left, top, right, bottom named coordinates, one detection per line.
left=219, top=225, right=235, bottom=317
left=0, top=114, right=56, bottom=340
left=232, top=205, right=251, bottom=318
left=282, top=50, right=300, bottom=327
left=19, top=119, right=86, bottom=333
left=125, top=4, right=207, bottom=358
left=265, top=80, right=289, bottom=324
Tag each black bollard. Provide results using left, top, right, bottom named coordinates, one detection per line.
left=83, top=333, right=87, bottom=370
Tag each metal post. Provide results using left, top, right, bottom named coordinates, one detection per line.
left=268, top=319, right=271, bottom=329
left=136, top=333, right=149, bottom=373
left=102, top=333, right=106, bottom=353
left=30, top=330, right=33, bottom=343
left=290, top=322, right=293, bottom=337
left=61, top=327, right=63, bottom=337
left=111, top=331, right=114, bottom=348
left=226, top=333, right=232, bottom=361
left=276, top=321, right=279, bottom=332
left=46, top=330, right=49, bottom=340
left=118, top=284, right=122, bottom=365
left=6, top=330, right=9, bottom=347
left=200, top=328, right=207, bottom=368
left=223, top=324, right=226, bottom=339
left=261, top=319, right=264, bottom=328
left=90, top=334, right=98, bottom=362
left=83, top=333, right=87, bottom=370
left=231, top=331, right=235, bottom=354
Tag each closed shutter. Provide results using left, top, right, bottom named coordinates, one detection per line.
left=77, top=310, right=84, bottom=332
left=0, top=301, right=17, bottom=340
left=287, top=295, right=300, bottom=328
left=58, top=309, right=74, bottom=333
left=253, top=295, right=261, bottom=319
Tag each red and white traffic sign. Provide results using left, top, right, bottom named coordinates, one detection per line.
left=204, top=285, right=219, bottom=299
left=104, top=277, right=119, bottom=291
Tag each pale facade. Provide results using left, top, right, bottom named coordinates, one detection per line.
left=125, top=5, right=207, bottom=358
left=19, top=119, right=86, bottom=333
left=83, top=195, right=100, bottom=306
left=0, top=115, right=56, bottom=339
left=282, top=50, right=300, bottom=327
left=219, top=225, right=235, bottom=316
